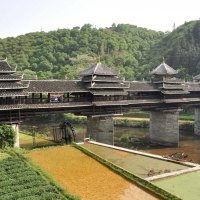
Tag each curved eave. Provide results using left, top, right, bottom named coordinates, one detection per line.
left=0, top=70, right=16, bottom=73
left=0, top=86, right=29, bottom=90
left=0, top=78, right=21, bottom=81
left=88, top=86, right=130, bottom=89
left=0, top=94, right=28, bottom=97
left=27, top=90, right=89, bottom=94
left=126, top=89, right=160, bottom=92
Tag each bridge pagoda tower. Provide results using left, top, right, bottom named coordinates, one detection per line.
left=0, top=59, right=29, bottom=147
left=81, top=62, right=129, bottom=145
left=149, top=60, right=184, bottom=146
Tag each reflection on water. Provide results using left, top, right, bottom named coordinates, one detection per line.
left=21, top=121, right=200, bottom=164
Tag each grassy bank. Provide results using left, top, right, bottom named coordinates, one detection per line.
left=64, top=113, right=194, bottom=131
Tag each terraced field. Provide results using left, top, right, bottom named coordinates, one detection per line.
left=26, top=146, right=160, bottom=200
left=0, top=152, right=77, bottom=200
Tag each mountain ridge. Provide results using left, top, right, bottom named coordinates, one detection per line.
left=0, top=21, right=199, bottom=80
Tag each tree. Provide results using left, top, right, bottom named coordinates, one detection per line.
left=23, top=69, right=37, bottom=80
left=0, top=125, right=16, bottom=148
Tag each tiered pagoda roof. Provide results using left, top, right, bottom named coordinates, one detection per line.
left=193, top=74, right=200, bottom=81
left=81, top=62, right=129, bottom=96
left=151, top=62, right=177, bottom=76
left=0, top=59, right=29, bottom=97
left=151, top=61, right=189, bottom=95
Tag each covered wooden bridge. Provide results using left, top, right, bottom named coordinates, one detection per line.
left=1, top=58, right=200, bottom=147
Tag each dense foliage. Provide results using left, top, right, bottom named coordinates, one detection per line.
left=0, top=24, right=162, bottom=80
left=0, top=153, right=77, bottom=200
left=0, top=20, right=200, bottom=80
left=147, top=20, right=200, bottom=80
left=0, top=125, right=15, bottom=148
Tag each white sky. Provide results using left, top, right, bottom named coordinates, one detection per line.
left=0, top=0, right=200, bottom=38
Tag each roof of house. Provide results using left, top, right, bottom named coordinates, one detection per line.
left=82, top=75, right=122, bottom=83
left=0, top=74, right=21, bottom=81
left=151, top=62, right=177, bottom=76
left=23, top=80, right=88, bottom=93
left=0, top=59, right=16, bottom=73
left=127, top=81, right=159, bottom=91
left=81, top=62, right=118, bottom=76
left=193, top=74, right=200, bottom=81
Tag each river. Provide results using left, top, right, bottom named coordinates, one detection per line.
left=21, top=120, right=200, bottom=164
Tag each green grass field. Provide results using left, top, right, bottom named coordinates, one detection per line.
left=153, top=171, right=200, bottom=200
left=0, top=151, right=77, bottom=200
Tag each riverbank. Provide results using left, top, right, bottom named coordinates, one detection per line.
left=64, top=113, right=194, bottom=132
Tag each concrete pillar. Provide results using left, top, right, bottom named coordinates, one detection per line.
left=87, top=116, right=114, bottom=145
left=150, top=110, right=179, bottom=146
left=11, top=124, right=20, bottom=148
left=194, top=108, right=200, bottom=135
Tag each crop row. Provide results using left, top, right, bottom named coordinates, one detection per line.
left=0, top=154, right=75, bottom=200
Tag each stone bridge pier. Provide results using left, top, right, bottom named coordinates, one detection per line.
left=194, top=107, right=200, bottom=135
left=150, top=110, right=180, bottom=147
left=11, top=123, right=20, bottom=147
left=86, top=116, right=114, bottom=145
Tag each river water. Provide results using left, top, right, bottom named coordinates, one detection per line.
left=21, top=121, right=200, bottom=164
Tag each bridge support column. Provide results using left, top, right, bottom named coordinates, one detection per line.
left=11, top=124, right=20, bottom=148
left=194, top=108, right=200, bottom=135
left=150, top=110, right=179, bottom=146
left=87, top=116, right=114, bottom=145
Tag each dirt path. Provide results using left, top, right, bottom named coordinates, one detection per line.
left=26, top=146, right=160, bottom=200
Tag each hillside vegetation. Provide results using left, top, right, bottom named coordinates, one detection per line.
left=0, top=21, right=200, bottom=80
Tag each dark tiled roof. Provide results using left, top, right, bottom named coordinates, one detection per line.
left=127, top=82, right=159, bottom=91
left=0, top=82, right=29, bottom=89
left=86, top=82, right=129, bottom=89
left=0, top=74, right=21, bottom=81
left=82, top=75, right=123, bottom=82
left=0, top=59, right=16, bottom=73
left=152, top=77, right=183, bottom=83
left=91, top=90, right=127, bottom=96
left=151, top=62, right=177, bottom=76
left=0, top=90, right=28, bottom=97
left=193, top=74, right=200, bottom=81
left=81, top=63, right=117, bottom=76
left=187, top=83, right=200, bottom=91
left=158, top=83, right=187, bottom=90
left=161, top=90, right=189, bottom=94
left=23, top=80, right=88, bottom=93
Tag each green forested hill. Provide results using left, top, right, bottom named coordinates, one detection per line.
left=147, top=20, right=200, bottom=80
left=0, top=24, right=163, bottom=80
left=0, top=21, right=200, bottom=80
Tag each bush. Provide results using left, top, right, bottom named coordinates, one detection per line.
left=0, top=125, right=16, bottom=148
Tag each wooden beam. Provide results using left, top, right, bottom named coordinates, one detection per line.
left=91, top=113, right=123, bottom=118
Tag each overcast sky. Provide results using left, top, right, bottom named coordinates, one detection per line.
left=0, top=0, right=200, bottom=38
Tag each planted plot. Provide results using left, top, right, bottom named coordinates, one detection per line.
left=82, top=143, right=188, bottom=178
left=26, top=146, right=159, bottom=200
left=153, top=170, right=200, bottom=200
left=0, top=156, right=73, bottom=200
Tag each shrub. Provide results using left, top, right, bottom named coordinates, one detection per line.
left=0, top=125, right=16, bottom=148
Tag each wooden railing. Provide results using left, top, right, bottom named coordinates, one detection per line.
left=0, top=93, right=199, bottom=106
